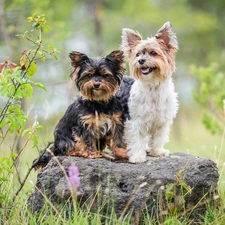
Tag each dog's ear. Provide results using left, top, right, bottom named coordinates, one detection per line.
left=106, top=50, right=125, bottom=77
left=69, top=51, right=89, bottom=68
left=155, top=22, right=178, bottom=51
left=106, top=50, right=125, bottom=65
left=69, top=51, right=89, bottom=80
left=120, top=28, right=142, bottom=57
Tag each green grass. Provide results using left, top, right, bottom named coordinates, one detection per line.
left=1, top=109, right=225, bottom=224
left=167, top=110, right=225, bottom=194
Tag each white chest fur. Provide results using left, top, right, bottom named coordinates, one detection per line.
left=124, top=77, right=178, bottom=163
left=129, top=78, right=178, bottom=128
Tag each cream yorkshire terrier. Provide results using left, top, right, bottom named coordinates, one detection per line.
left=121, top=22, right=179, bottom=163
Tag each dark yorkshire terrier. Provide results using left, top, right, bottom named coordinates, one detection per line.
left=33, top=50, right=132, bottom=169
left=55, top=50, right=128, bottom=158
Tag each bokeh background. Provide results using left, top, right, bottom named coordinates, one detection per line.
left=1, top=0, right=225, bottom=190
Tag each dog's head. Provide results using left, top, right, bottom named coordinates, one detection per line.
left=121, top=22, right=178, bottom=83
left=69, top=50, right=125, bottom=101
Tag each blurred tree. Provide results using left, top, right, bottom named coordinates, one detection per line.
left=191, top=63, right=225, bottom=134
left=2, top=0, right=223, bottom=68
left=1, top=0, right=75, bottom=61
left=1, top=0, right=224, bottom=67
left=93, top=0, right=103, bottom=55
left=70, top=0, right=224, bottom=70
left=186, top=0, right=225, bottom=67
left=186, top=0, right=225, bottom=134
left=0, top=0, right=13, bottom=59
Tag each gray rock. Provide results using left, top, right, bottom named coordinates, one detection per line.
left=28, top=153, right=220, bottom=223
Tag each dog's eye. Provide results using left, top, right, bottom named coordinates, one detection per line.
left=136, top=53, right=140, bottom=57
left=150, top=51, right=157, bottom=56
left=86, top=73, right=92, bottom=77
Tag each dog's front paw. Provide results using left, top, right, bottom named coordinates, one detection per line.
left=32, top=151, right=53, bottom=170
left=114, top=147, right=128, bottom=160
left=128, top=152, right=147, bottom=163
left=151, top=148, right=170, bottom=157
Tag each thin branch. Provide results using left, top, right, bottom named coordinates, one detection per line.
left=13, top=160, right=22, bottom=185
left=118, top=181, right=150, bottom=222
left=15, top=131, right=35, bottom=159
left=29, top=180, right=64, bottom=222
left=23, top=35, right=39, bottom=45
left=11, top=163, right=33, bottom=204
left=0, top=126, right=10, bottom=148
left=10, top=141, right=53, bottom=205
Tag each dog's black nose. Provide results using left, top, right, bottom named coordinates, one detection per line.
left=138, top=59, right=146, bottom=65
left=94, top=83, right=100, bottom=89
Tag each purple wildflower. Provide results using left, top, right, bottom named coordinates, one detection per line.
left=68, top=164, right=81, bottom=195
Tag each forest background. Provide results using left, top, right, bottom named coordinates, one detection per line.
left=0, top=0, right=225, bottom=216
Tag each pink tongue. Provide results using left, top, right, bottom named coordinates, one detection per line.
left=141, top=68, right=150, bottom=74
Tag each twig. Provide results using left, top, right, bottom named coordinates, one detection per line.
left=16, top=130, right=35, bottom=159
left=23, top=35, right=39, bottom=45
left=158, top=186, right=165, bottom=223
left=13, top=160, right=22, bottom=185
left=10, top=141, right=53, bottom=206
left=118, top=181, right=149, bottom=222
left=29, top=180, right=64, bottom=222
left=0, top=126, right=10, bottom=147
left=10, top=162, right=34, bottom=205
left=87, top=184, right=102, bottom=212
left=38, top=149, right=80, bottom=216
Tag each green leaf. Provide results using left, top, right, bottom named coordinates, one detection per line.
left=43, top=25, right=50, bottom=31
left=32, top=22, right=39, bottom=28
left=49, top=45, right=55, bottom=50
left=166, top=191, right=175, bottom=201
left=22, top=128, right=32, bottom=138
left=36, top=51, right=46, bottom=62
left=27, top=16, right=33, bottom=22
left=22, top=83, right=33, bottom=97
left=14, top=91, right=23, bottom=100
left=0, top=84, right=8, bottom=96
left=6, top=84, right=15, bottom=98
left=179, top=180, right=191, bottom=192
left=176, top=169, right=184, bottom=178
left=0, top=118, right=9, bottom=129
left=201, top=112, right=222, bottom=135
left=0, top=178, right=9, bottom=183
left=53, top=55, right=58, bottom=60
left=34, top=82, right=46, bottom=91
left=165, top=183, right=175, bottom=200
left=41, top=56, right=46, bottom=63
left=8, top=115, right=17, bottom=134
left=34, top=125, right=43, bottom=130
left=36, top=50, right=44, bottom=57
left=26, top=61, right=37, bottom=76
left=15, top=33, right=24, bottom=37
left=30, top=133, right=39, bottom=148
left=13, top=66, right=22, bottom=75
left=9, top=153, right=18, bottom=158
